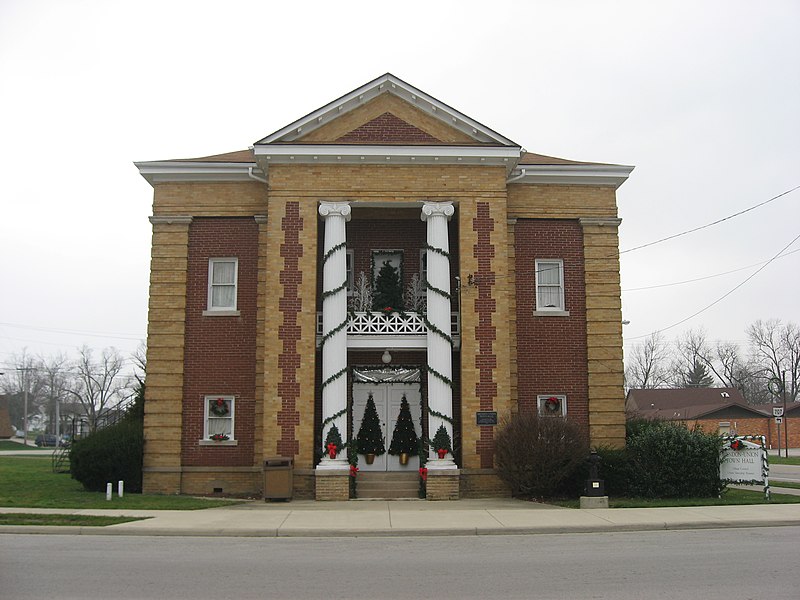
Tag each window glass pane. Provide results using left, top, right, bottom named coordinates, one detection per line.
left=538, top=287, right=562, bottom=309
left=212, top=261, right=236, bottom=284
left=538, top=262, right=561, bottom=285
left=212, top=285, right=235, bottom=308
left=208, top=418, right=232, bottom=436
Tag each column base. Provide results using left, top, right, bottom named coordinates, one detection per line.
left=426, top=457, right=457, bottom=470
left=315, top=468, right=350, bottom=501
left=425, top=468, right=460, bottom=501
left=316, top=456, right=349, bottom=470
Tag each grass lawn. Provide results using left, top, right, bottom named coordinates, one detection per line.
left=0, top=440, right=51, bottom=451
left=768, top=455, right=800, bottom=466
left=771, top=481, right=800, bottom=490
left=549, top=488, right=799, bottom=509
left=0, top=456, right=245, bottom=510
left=0, top=513, right=145, bottom=526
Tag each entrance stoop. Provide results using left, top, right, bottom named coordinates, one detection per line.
left=356, top=472, right=419, bottom=499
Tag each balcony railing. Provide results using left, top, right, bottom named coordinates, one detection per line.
left=316, top=311, right=460, bottom=349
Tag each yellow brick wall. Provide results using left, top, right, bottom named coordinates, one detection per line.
left=507, top=184, right=618, bottom=219
left=142, top=218, right=191, bottom=494
left=152, top=182, right=267, bottom=217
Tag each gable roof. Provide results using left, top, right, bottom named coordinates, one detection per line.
left=254, top=73, right=518, bottom=147
left=626, top=388, right=769, bottom=420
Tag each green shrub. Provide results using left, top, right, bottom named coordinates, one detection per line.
left=494, top=411, right=589, bottom=499
left=625, top=420, right=724, bottom=498
left=70, top=407, right=144, bottom=493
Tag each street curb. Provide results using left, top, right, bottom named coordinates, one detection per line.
left=3, top=519, right=800, bottom=538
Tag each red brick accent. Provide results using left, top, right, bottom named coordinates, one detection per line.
left=277, top=202, right=303, bottom=457
left=514, top=219, right=589, bottom=437
left=182, top=217, right=258, bottom=467
left=473, top=202, right=497, bottom=468
left=336, top=112, right=442, bottom=144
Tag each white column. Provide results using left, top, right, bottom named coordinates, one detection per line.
left=421, top=201, right=456, bottom=469
left=317, top=201, right=351, bottom=470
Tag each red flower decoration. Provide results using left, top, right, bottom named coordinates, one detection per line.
left=349, top=464, right=359, bottom=478
left=216, top=398, right=225, bottom=406
left=326, top=442, right=338, bottom=459
left=437, top=448, right=447, bottom=459
left=419, top=467, right=428, bottom=481
left=730, top=439, right=743, bottom=451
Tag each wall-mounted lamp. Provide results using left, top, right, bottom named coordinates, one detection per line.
left=382, top=350, right=392, bottom=364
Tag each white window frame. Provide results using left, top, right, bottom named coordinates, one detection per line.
left=534, top=259, right=568, bottom=315
left=346, top=250, right=354, bottom=296
left=419, top=250, right=428, bottom=296
left=199, top=395, right=237, bottom=446
left=205, top=258, right=240, bottom=316
left=537, top=394, right=567, bottom=417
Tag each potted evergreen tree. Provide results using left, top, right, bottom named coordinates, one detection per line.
left=388, top=395, right=418, bottom=465
left=431, top=424, right=452, bottom=459
left=373, top=260, right=403, bottom=312
left=356, top=394, right=385, bottom=464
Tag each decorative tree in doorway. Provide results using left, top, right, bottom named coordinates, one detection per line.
left=356, top=393, right=385, bottom=458
left=373, top=260, right=403, bottom=311
left=388, top=395, right=419, bottom=458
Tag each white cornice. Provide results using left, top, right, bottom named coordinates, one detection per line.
left=253, top=144, right=521, bottom=172
left=507, top=164, right=635, bottom=189
left=135, top=161, right=259, bottom=185
left=254, top=73, right=518, bottom=147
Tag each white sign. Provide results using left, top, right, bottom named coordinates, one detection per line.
left=773, top=407, right=784, bottom=417
left=775, top=416, right=783, bottom=424
left=720, top=441, right=765, bottom=483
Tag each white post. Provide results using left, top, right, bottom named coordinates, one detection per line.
left=106, top=483, right=112, bottom=501
left=317, top=201, right=351, bottom=470
left=421, top=202, right=456, bottom=469
left=118, top=480, right=124, bottom=498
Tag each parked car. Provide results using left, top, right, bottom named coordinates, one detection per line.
left=35, top=434, right=59, bottom=447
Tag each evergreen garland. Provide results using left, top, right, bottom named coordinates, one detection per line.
left=356, top=393, right=386, bottom=456
left=423, top=243, right=450, bottom=259
left=423, top=277, right=451, bottom=301
left=320, top=367, right=347, bottom=390
left=422, top=314, right=454, bottom=346
left=426, top=364, right=453, bottom=387
left=388, top=395, right=419, bottom=455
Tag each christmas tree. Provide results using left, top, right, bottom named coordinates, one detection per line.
left=373, top=260, right=403, bottom=311
left=324, top=424, right=343, bottom=458
left=431, top=424, right=452, bottom=454
left=356, top=394, right=385, bottom=455
left=388, top=395, right=419, bottom=455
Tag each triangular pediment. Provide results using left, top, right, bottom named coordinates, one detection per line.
left=254, top=73, right=517, bottom=147
left=335, top=112, right=442, bottom=144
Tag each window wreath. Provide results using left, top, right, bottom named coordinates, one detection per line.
left=544, top=396, right=561, bottom=413
left=210, top=397, right=230, bottom=417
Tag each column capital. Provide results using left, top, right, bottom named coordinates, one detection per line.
left=319, top=201, right=351, bottom=221
left=421, top=201, right=455, bottom=222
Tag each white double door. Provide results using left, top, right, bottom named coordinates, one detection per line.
left=353, top=383, right=422, bottom=472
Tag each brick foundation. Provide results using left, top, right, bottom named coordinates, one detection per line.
left=315, top=470, right=350, bottom=501
left=426, top=469, right=461, bottom=500
left=460, top=469, right=511, bottom=498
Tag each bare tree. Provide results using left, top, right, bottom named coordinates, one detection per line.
left=37, top=354, right=71, bottom=437
left=625, top=331, right=673, bottom=390
left=66, top=346, right=128, bottom=432
left=0, top=350, right=46, bottom=436
left=671, top=328, right=716, bottom=388
left=747, top=319, right=800, bottom=404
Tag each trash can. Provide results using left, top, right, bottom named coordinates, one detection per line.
left=264, top=457, right=293, bottom=501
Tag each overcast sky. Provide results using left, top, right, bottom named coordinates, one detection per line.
left=1, top=0, right=798, bottom=372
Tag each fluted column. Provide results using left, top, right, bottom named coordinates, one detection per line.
left=317, top=201, right=351, bottom=470
left=421, top=201, right=456, bottom=469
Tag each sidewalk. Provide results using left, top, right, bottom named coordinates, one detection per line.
left=2, top=497, right=800, bottom=538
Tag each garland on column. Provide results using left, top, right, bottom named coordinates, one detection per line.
left=423, top=243, right=450, bottom=259
left=422, top=314, right=453, bottom=346
left=426, top=364, right=453, bottom=387
left=319, top=240, right=349, bottom=390
left=423, top=277, right=451, bottom=301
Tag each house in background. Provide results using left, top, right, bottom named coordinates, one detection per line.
left=135, top=74, right=633, bottom=500
left=626, top=387, right=797, bottom=448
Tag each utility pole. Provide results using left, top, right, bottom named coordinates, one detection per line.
left=17, top=367, right=34, bottom=447
left=782, top=370, right=789, bottom=459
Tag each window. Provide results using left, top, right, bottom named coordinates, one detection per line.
left=346, top=250, right=354, bottom=295
left=207, top=258, right=238, bottom=312
left=535, top=259, right=565, bottom=312
left=202, top=395, right=236, bottom=443
left=537, top=394, right=567, bottom=417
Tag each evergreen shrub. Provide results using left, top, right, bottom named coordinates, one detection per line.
left=494, top=411, right=588, bottom=499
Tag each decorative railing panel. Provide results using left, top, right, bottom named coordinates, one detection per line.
left=316, top=311, right=460, bottom=338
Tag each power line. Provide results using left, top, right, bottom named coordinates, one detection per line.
left=628, top=230, right=800, bottom=341
left=620, top=184, right=800, bottom=255
left=622, top=247, right=800, bottom=292
left=0, top=321, right=144, bottom=341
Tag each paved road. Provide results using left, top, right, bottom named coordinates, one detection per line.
left=2, top=527, right=799, bottom=599
left=770, top=463, right=800, bottom=482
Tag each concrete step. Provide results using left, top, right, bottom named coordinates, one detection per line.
left=356, top=472, right=419, bottom=499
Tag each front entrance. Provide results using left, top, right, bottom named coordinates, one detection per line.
left=353, top=382, right=422, bottom=472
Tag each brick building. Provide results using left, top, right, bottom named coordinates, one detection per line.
left=626, top=387, right=800, bottom=449
left=136, top=74, right=633, bottom=500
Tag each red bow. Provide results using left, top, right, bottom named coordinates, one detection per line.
left=326, top=443, right=337, bottom=459
left=349, top=464, right=359, bottom=477
left=419, top=467, right=428, bottom=481
left=437, top=448, right=447, bottom=459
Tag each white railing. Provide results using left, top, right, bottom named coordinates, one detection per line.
left=316, top=311, right=461, bottom=341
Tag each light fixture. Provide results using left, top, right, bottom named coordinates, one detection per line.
left=382, top=350, right=392, bottom=364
